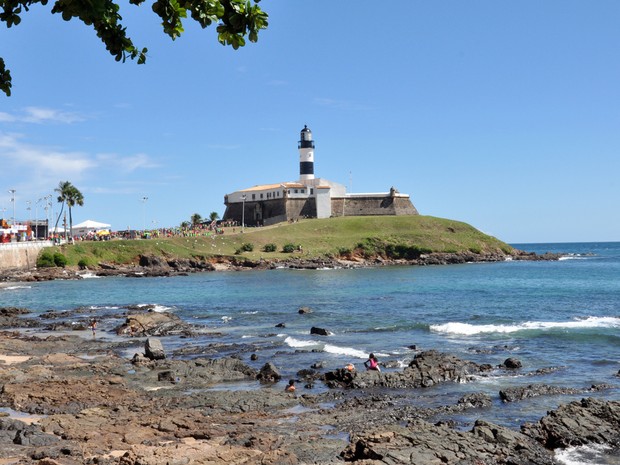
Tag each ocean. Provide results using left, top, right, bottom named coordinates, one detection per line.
left=1, top=241, right=619, bottom=464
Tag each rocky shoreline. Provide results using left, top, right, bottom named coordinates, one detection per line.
left=0, top=305, right=618, bottom=464
left=0, top=249, right=563, bottom=282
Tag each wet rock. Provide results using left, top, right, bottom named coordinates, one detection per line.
left=310, top=326, right=331, bottom=336
left=117, top=310, right=194, bottom=337
left=326, top=350, right=491, bottom=389
left=0, top=307, right=30, bottom=316
left=298, top=306, right=313, bottom=314
left=457, top=392, right=492, bottom=408
left=522, top=397, right=620, bottom=450
left=257, top=362, right=281, bottom=383
left=341, top=418, right=554, bottom=464
left=145, top=337, right=166, bottom=360
left=503, top=357, right=523, bottom=369
left=499, top=384, right=580, bottom=402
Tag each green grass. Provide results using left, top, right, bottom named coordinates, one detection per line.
left=47, top=215, right=515, bottom=266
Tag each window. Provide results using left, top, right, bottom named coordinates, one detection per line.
left=294, top=189, right=298, bottom=193
left=310, top=188, right=314, bottom=195
left=260, top=193, right=264, bottom=199
left=252, top=194, right=256, bottom=200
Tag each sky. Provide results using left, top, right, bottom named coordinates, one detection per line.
left=0, top=1, right=619, bottom=243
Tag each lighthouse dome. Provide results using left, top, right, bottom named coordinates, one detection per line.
left=300, top=125, right=313, bottom=142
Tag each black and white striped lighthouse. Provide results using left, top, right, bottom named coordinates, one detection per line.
left=298, top=125, right=315, bottom=182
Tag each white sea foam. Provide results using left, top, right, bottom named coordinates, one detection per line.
left=1, top=285, right=32, bottom=291
left=323, top=344, right=368, bottom=359
left=284, top=336, right=320, bottom=348
left=431, top=316, right=620, bottom=335
left=136, top=303, right=173, bottom=312
left=554, top=443, right=613, bottom=465
left=79, top=272, right=101, bottom=279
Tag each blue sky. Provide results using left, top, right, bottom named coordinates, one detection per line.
left=1, top=1, right=618, bottom=243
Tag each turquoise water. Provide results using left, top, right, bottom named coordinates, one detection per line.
left=1, top=241, right=619, bottom=463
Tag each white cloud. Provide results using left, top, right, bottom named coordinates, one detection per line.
left=0, top=107, right=87, bottom=124
left=0, top=133, right=160, bottom=199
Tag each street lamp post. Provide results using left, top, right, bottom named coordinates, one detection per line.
left=141, top=196, right=148, bottom=235
left=241, top=194, right=246, bottom=233
left=26, top=201, right=31, bottom=239
left=8, top=189, right=16, bottom=226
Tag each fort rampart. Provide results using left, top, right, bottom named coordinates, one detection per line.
left=0, top=242, right=51, bottom=271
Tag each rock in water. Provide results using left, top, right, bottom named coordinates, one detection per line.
left=310, top=326, right=331, bottom=336
left=145, top=337, right=166, bottom=360
left=257, top=362, right=281, bottom=383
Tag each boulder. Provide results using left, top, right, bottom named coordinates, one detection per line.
left=310, top=326, right=330, bottom=336
left=298, top=306, right=313, bottom=314
left=257, top=362, right=281, bottom=383
left=325, top=350, right=492, bottom=389
left=503, top=357, right=523, bottom=369
left=117, top=310, right=194, bottom=337
left=145, top=337, right=166, bottom=360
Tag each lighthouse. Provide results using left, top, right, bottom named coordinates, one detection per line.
left=298, top=125, right=315, bottom=182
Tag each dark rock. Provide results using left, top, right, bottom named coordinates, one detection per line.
left=257, top=362, right=281, bottom=383
left=522, top=397, right=620, bottom=450
left=325, top=350, right=491, bottom=389
left=499, top=384, right=580, bottom=402
left=311, top=361, right=325, bottom=369
left=139, top=254, right=168, bottom=268
left=275, top=322, right=286, bottom=328
left=250, top=353, right=258, bottom=361
left=503, top=357, right=523, bottom=369
left=117, top=310, right=194, bottom=337
left=158, top=370, right=175, bottom=382
left=457, top=392, right=493, bottom=408
left=310, top=326, right=331, bottom=336
left=298, top=307, right=313, bottom=314
left=145, top=337, right=166, bottom=360
left=0, top=307, right=30, bottom=316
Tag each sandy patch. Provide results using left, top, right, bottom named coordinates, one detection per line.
left=0, top=354, right=31, bottom=365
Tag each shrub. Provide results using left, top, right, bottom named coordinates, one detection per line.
left=263, top=243, right=277, bottom=253
left=37, top=251, right=55, bottom=268
left=337, top=247, right=351, bottom=257
left=282, top=243, right=297, bottom=253
left=77, top=258, right=90, bottom=269
left=241, top=242, right=254, bottom=252
left=53, top=252, right=68, bottom=268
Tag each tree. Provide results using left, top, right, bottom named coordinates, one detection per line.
left=0, top=0, right=268, bottom=96
left=190, top=213, right=202, bottom=227
left=55, top=181, right=84, bottom=241
left=209, top=211, right=219, bottom=222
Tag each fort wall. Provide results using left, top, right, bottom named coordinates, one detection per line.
left=0, top=242, right=51, bottom=271
left=331, top=195, right=418, bottom=217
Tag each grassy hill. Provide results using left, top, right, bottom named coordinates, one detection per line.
left=48, top=215, right=514, bottom=267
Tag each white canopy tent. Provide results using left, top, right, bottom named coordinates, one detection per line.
left=71, top=220, right=112, bottom=236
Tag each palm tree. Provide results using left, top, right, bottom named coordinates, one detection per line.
left=209, top=211, right=220, bottom=222
left=55, top=181, right=84, bottom=242
left=190, top=213, right=202, bottom=228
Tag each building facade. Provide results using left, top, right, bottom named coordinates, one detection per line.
left=222, top=126, right=418, bottom=227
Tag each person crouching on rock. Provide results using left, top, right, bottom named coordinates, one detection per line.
left=285, top=379, right=296, bottom=392
left=364, top=353, right=380, bottom=371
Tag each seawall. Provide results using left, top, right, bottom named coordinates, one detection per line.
left=0, top=242, right=52, bottom=272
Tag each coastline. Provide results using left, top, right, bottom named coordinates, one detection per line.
left=0, top=300, right=618, bottom=464
left=0, top=248, right=563, bottom=283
